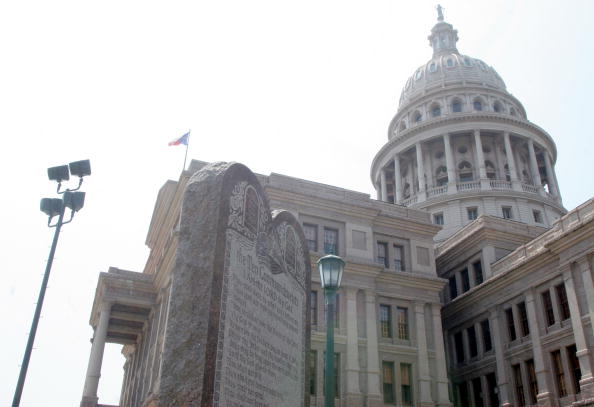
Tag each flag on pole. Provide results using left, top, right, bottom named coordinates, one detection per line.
left=168, top=132, right=190, bottom=146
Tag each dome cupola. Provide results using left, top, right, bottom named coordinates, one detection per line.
left=428, top=5, right=459, bottom=57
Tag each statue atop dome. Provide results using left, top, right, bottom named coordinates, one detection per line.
left=436, top=4, right=444, bottom=21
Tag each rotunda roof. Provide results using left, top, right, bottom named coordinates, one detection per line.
left=398, top=11, right=507, bottom=107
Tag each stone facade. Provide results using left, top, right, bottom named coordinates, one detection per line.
left=80, top=10, right=594, bottom=407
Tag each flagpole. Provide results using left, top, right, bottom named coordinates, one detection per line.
left=183, top=129, right=190, bottom=172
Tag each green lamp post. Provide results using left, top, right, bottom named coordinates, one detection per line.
left=317, top=254, right=345, bottom=407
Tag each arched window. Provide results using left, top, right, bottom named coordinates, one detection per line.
left=473, top=99, right=483, bottom=111
left=447, top=58, right=455, bottom=67
left=244, top=187, right=260, bottom=234
left=458, top=161, right=474, bottom=182
left=510, top=108, right=516, bottom=116
left=436, top=166, right=448, bottom=186
left=463, top=57, right=473, bottom=67
left=522, top=170, right=531, bottom=183
left=493, top=102, right=502, bottom=113
left=403, top=182, right=411, bottom=199
left=400, top=121, right=407, bottom=131
left=414, top=111, right=422, bottom=123
left=415, top=69, right=423, bottom=81
left=431, top=103, right=441, bottom=117
left=429, top=62, right=438, bottom=73
left=504, top=164, right=511, bottom=182
left=451, top=99, right=462, bottom=113
left=485, top=160, right=496, bottom=179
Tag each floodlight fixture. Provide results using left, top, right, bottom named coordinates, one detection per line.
left=47, top=165, right=70, bottom=183
left=63, top=191, right=85, bottom=212
left=69, top=160, right=91, bottom=178
left=40, top=198, right=64, bottom=218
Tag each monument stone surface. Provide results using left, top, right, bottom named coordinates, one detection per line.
left=159, top=162, right=311, bottom=407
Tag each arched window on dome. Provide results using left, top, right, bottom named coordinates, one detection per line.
left=413, top=111, right=423, bottom=123
left=473, top=99, right=483, bottom=111
left=436, top=166, right=448, bottom=186
left=510, top=108, right=517, bottom=116
left=463, top=57, right=473, bottom=67
left=400, top=121, right=407, bottom=131
left=446, top=58, right=455, bottom=68
left=451, top=98, right=463, bottom=113
left=504, top=164, right=511, bottom=182
left=403, top=182, right=411, bottom=199
left=415, top=69, right=423, bottom=81
left=485, top=160, right=496, bottom=179
left=493, top=102, right=502, bottom=113
left=431, top=103, right=442, bottom=118
left=458, top=161, right=474, bottom=182
left=429, top=62, right=438, bottom=73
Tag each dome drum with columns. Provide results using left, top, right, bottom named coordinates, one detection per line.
left=371, top=11, right=566, bottom=241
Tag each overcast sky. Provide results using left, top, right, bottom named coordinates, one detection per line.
left=1, top=0, right=593, bottom=405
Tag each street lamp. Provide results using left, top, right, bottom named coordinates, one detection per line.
left=317, top=254, right=345, bottom=407
left=12, top=160, right=91, bottom=407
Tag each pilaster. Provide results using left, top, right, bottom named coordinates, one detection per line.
left=432, top=303, right=453, bottom=406
left=489, top=308, right=512, bottom=406
left=364, top=290, right=383, bottom=407
left=415, top=301, right=435, bottom=406
left=345, top=287, right=363, bottom=405
left=576, top=258, right=594, bottom=398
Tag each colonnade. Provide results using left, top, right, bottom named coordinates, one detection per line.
left=375, top=130, right=561, bottom=205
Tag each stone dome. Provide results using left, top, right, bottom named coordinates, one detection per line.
left=398, top=16, right=507, bottom=108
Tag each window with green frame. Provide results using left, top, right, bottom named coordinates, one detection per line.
left=382, top=361, right=395, bottom=404
left=401, top=363, right=413, bottom=406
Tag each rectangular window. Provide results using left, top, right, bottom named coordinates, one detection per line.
left=311, top=291, right=318, bottom=326
left=323, top=227, right=339, bottom=255
left=457, top=382, right=469, bottom=407
left=518, top=302, right=530, bottom=337
left=472, top=377, right=484, bottom=407
left=401, top=363, right=413, bottom=406
left=434, top=213, right=444, bottom=225
left=473, top=260, right=484, bottom=285
left=567, top=344, right=582, bottom=394
left=394, top=245, right=405, bottom=271
left=323, top=352, right=341, bottom=398
left=309, top=350, right=317, bottom=395
left=506, top=308, right=517, bottom=341
left=461, top=268, right=470, bottom=292
left=303, top=223, right=318, bottom=252
left=552, top=350, right=567, bottom=397
left=526, top=359, right=538, bottom=405
left=455, top=331, right=465, bottom=364
left=502, top=206, right=513, bottom=219
left=487, top=373, right=500, bottom=407
left=533, top=210, right=543, bottom=223
left=481, top=319, right=492, bottom=352
left=449, top=276, right=458, bottom=300
left=468, top=326, right=478, bottom=358
left=513, top=364, right=526, bottom=407
left=377, top=242, right=389, bottom=268
left=397, top=307, right=409, bottom=340
left=542, top=290, right=555, bottom=326
left=379, top=304, right=392, bottom=338
left=382, top=361, right=395, bottom=404
left=556, top=284, right=570, bottom=320
left=467, top=207, right=478, bottom=220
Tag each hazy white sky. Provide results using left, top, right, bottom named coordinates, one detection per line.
left=1, top=0, right=593, bottom=405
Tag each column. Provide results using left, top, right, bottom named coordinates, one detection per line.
left=432, top=303, right=453, bottom=406
left=527, top=139, right=543, bottom=190
left=562, top=265, right=594, bottom=397
left=345, top=287, right=363, bottom=405
left=364, top=290, right=383, bottom=407
left=542, top=151, right=560, bottom=197
left=416, top=142, right=427, bottom=201
left=474, top=130, right=489, bottom=190
left=578, top=258, right=594, bottom=398
left=415, top=302, right=433, bottom=405
left=503, top=132, right=521, bottom=190
left=375, top=183, right=381, bottom=201
left=489, top=308, right=512, bottom=406
left=525, top=290, right=554, bottom=406
left=443, top=133, right=457, bottom=194
left=394, top=154, right=403, bottom=204
left=80, top=302, right=112, bottom=407
left=380, top=168, right=388, bottom=202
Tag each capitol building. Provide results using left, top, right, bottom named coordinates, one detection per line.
left=80, top=9, right=594, bottom=407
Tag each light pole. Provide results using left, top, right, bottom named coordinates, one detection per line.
left=317, top=254, right=345, bottom=407
left=12, top=160, right=91, bottom=407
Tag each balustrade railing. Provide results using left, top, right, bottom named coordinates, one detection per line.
left=521, top=183, right=539, bottom=194
left=457, top=181, right=481, bottom=191
left=427, top=185, right=448, bottom=197
left=490, top=180, right=512, bottom=190
left=401, top=195, right=418, bottom=206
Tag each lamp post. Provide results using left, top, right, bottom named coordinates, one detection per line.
left=317, top=254, right=345, bottom=407
left=12, top=160, right=91, bottom=407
